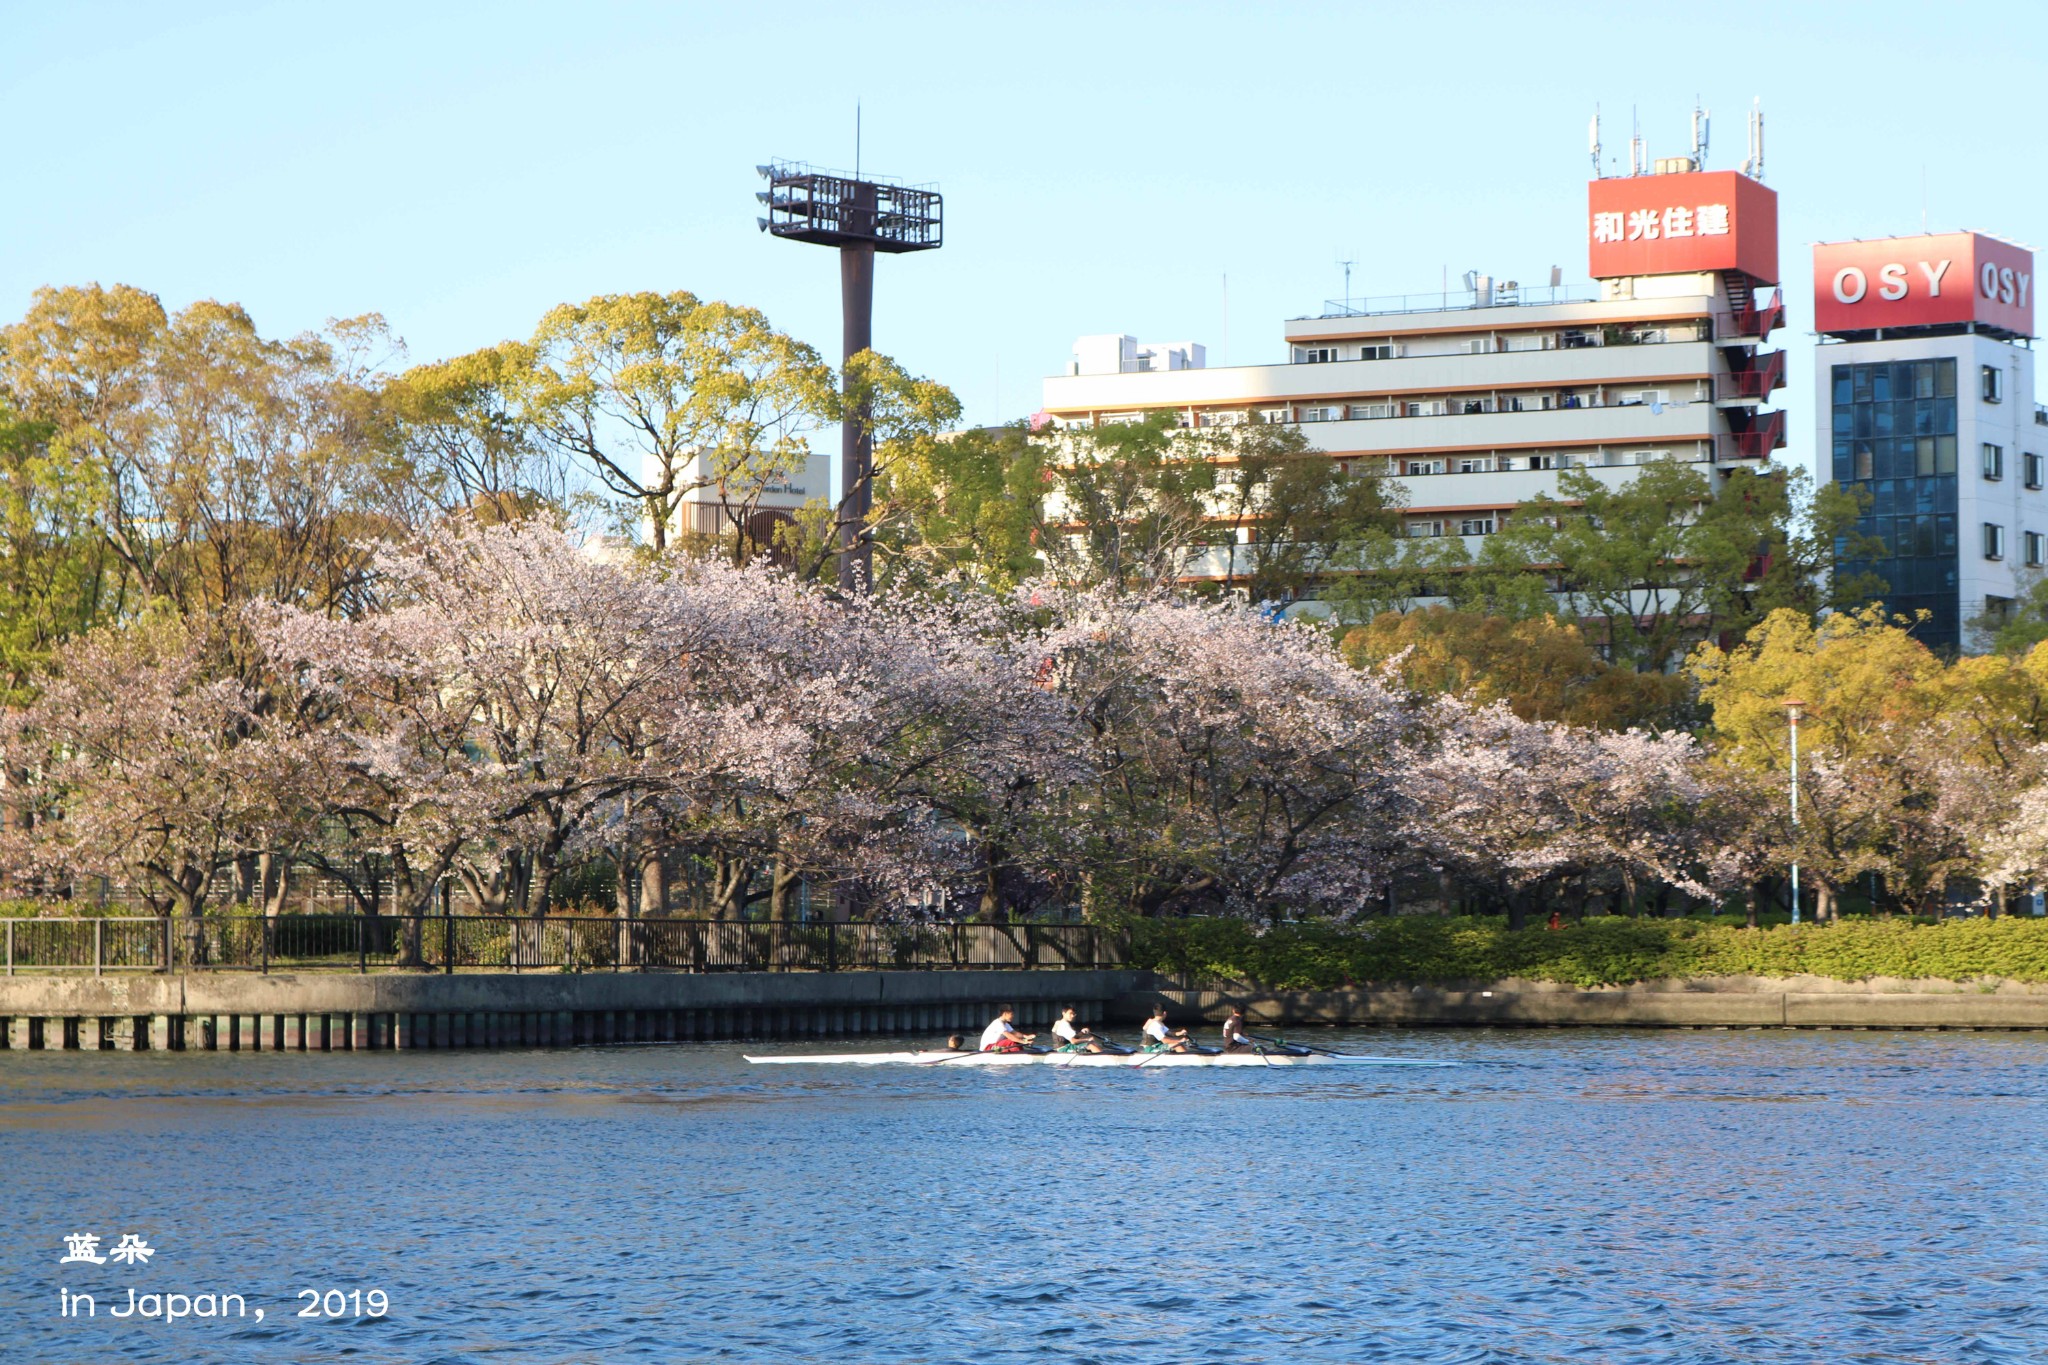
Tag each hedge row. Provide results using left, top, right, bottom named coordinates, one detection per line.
left=1124, top=915, right=2048, bottom=990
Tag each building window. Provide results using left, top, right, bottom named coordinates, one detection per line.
left=1402, top=459, right=1445, bottom=476
left=1349, top=403, right=1392, bottom=420
left=1985, top=523, right=2006, bottom=560
left=2027, top=531, right=2044, bottom=568
left=1359, top=343, right=1395, bottom=361
left=1530, top=454, right=1564, bottom=470
left=1405, top=400, right=1447, bottom=418
left=1406, top=520, right=1444, bottom=538
left=1258, top=408, right=1293, bottom=424
left=1299, top=406, right=1338, bottom=423
left=1296, top=347, right=1337, bottom=364
left=1460, top=517, right=1496, bottom=536
left=1201, top=411, right=1246, bottom=428
left=1984, top=365, right=2005, bottom=403
left=2028, top=452, right=2044, bottom=489
left=1455, top=456, right=1493, bottom=474
left=1985, top=444, right=2006, bottom=481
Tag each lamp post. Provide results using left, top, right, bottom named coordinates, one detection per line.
left=1782, top=699, right=1805, bottom=925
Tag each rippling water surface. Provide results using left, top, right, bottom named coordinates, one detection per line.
left=3, top=1028, right=2045, bottom=1363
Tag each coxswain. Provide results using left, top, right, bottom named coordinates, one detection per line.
left=1220, top=1006, right=1256, bottom=1053
left=978, top=1006, right=1036, bottom=1053
left=1050, top=1006, right=1107, bottom=1054
left=945, top=1034, right=972, bottom=1052
left=1140, top=1005, right=1194, bottom=1053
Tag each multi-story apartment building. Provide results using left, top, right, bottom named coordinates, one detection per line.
left=1039, top=167, right=1787, bottom=594
left=1815, top=232, right=2041, bottom=651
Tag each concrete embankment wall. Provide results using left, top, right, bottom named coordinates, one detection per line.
left=8, top=969, right=2048, bottom=1053
left=0, top=970, right=1143, bottom=1053
left=1138, top=978, right=2048, bottom=1030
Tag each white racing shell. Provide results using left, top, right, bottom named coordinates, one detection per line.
left=744, top=1049, right=1450, bottom=1068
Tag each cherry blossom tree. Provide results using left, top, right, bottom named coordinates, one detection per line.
left=1409, top=702, right=1705, bottom=927
left=0, top=613, right=321, bottom=955
left=1032, top=587, right=1423, bottom=918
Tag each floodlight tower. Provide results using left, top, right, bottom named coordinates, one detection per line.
left=756, top=160, right=943, bottom=591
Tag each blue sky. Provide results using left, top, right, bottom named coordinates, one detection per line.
left=4, top=0, right=2043, bottom=483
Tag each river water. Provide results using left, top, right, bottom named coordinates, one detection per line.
left=2, top=1028, right=2044, bottom=1364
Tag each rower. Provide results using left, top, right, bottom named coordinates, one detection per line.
left=945, top=1034, right=971, bottom=1052
left=1220, top=1006, right=1256, bottom=1053
left=1050, top=1006, right=1106, bottom=1054
left=978, top=1006, right=1036, bottom=1053
left=1140, top=1005, right=1194, bottom=1053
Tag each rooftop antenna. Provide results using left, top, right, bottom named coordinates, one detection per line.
left=855, top=102, right=861, bottom=179
left=1743, top=97, right=1764, bottom=181
left=1629, top=106, right=1645, bottom=177
left=1691, top=97, right=1709, bottom=169
left=1337, top=252, right=1357, bottom=303
left=1589, top=106, right=1602, bottom=178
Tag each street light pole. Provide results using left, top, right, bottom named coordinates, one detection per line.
left=1783, top=699, right=1805, bottom=925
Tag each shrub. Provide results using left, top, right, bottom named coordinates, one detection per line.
left=1125, top=915, right=2048, bottom=989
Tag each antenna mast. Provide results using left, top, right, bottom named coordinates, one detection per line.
left=1337, top=252, right=1357, bottom=303
left=1691, top=97, right=1709, bottom=169
left=1589, top=106, right=1602, bottom=178
left=1743, top=97, right=1764, bottom=181
left=1629, top=107, right=1644, bottom=177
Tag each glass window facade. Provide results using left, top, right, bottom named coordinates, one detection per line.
left=1832, top=359, right=1960, bottom=649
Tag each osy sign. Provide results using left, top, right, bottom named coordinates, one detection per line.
left=1812, top=232, right=2034, bottom=338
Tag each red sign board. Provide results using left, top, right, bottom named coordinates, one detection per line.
left=1812, top=232, right=2035, bottom=338
left=1586, top=170, right=1778, bottom=284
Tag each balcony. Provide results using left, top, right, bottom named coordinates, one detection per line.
left=1712, top=351, right=1787, bottom=408
left=1293, top=400, right=1719, bottom=459
left=1716, top=410, right=1787, bottom=462
left=1043, top=342, right=1717, bottom=416
left=1722, top=290, right=1785, bottom=346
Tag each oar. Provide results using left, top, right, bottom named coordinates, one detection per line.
left=1248, top=1032, right=1338, bottom=1058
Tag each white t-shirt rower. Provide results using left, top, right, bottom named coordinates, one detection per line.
left=978, top=1018, right=1017, bottom=1051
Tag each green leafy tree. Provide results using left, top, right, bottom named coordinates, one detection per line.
left=387, top=345, right=569, bottom=525
left=1034, top=414, right=1216, bottom=594
left=865, top=419, right=1043, bottom=591
left=0, top=405, right=120, bottom=705
left=512, top=292, right=833, bottom=554
left=1204, top=423, right=1404, bottom=606
left=1482, top=459, right=1866, bottom=673
left=1340, top=607, right=1687, bottom=730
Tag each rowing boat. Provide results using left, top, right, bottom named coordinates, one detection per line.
left=744, top=1049, right=1450, bottom=1068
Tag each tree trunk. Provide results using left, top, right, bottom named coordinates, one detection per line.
left=769, top=849, right=797, bottom=923
left=978, top=841, right=1006, bottom=921
left=639, top=847, right=668, bottom=918
left=1744, top=887, right=1758, bottom=930
left=258, top=852, right=290, bottom=921
left=1815, top=882, right=1837, bottom=923
left=232, top=854, right=258, bottom=908
left=1505, top=886, right=1528, bottom=933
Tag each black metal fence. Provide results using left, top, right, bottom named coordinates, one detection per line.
left=0, top=915, right=1127, bottom=975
